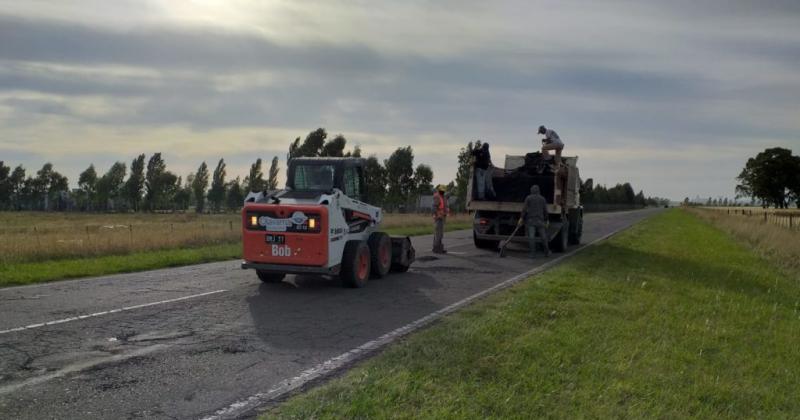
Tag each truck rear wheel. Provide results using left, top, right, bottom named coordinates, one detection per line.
left=341, top=241, right=371, bottom=288
left=368, top=232, right=392, bottom=278
left=568, top=211, right=583, bottom=245
left=256, top=271, right=285, bottom=283
left=550, top=221, right=569, bottom=253
left=473, top=232, right=499, bottom=250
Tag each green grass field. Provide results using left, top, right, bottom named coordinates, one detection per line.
left=267, top=210, right=800, bottom=419
left=0, top=213, right=472, bottom=287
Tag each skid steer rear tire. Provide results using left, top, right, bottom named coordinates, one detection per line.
left=368, top=232, right=392, bottom=278
left=257, top=271, right=285, bottom=283
left=341, top=241, right=371, bottom=288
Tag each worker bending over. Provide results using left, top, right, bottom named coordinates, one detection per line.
left=432, top=185, right=449, bottom=254
left=538, top=125, right=564, bottom=166
left=471, top=142, right=496, bottom=200
left=518, top=185, right=550, bottom=258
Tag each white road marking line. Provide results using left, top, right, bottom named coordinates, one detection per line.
left=202, top=217, right=647, bottom=420
left=0, top=290, right=227, bottom=335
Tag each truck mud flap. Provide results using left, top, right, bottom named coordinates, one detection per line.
left=389, top=236, right=415, bottom=272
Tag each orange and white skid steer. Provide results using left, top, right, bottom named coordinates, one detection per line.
left=241, top=157, right=415, bottom=288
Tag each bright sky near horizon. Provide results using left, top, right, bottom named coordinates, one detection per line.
left=1, top=0, right=798, bottom=200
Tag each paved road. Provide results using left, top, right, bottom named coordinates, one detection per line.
left=0, top=209, right=660, bottom=419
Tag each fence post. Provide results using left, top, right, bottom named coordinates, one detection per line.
left=129, top=224, right=133, bottom=245
left=764, top=212, right=767, bottom=222
left=86, top=225, right=90, bottom=243
left=229, top=220, right=233, bottom=231
left=790, top=215, right=794, bottom=229
left=34, top=226, right=41, bottom=251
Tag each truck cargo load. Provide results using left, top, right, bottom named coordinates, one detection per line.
left=467, top=152, right=583, bottom=252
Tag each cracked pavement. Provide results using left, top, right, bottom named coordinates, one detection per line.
left=0, top=209, right=659, bottom=419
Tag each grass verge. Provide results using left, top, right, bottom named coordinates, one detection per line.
left=266, top=209, right=800, bottom=419
left=0, top=244, right=241, bottom=287
left=0, top=218, right=472, bottom=287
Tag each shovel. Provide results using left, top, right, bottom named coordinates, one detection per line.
left=498, top=222, right=524, bottom=258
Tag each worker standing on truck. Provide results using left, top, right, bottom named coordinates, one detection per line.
left=432, top=185, right=449, bottom=254
left=472, top=142, right=496, bottom=200
left=518, top=185, right=550, bottom=258
left=538, top=125, right=564, bottom=166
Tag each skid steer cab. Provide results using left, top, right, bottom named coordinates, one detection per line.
left=241, top=157, right=415, bottom=288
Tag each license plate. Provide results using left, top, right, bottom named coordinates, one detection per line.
left=265, top=234, right=285, bottom=244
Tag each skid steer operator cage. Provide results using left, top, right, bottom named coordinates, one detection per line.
left=287, top=158, right=367, bottom=202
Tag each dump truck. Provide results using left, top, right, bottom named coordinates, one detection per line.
left=241, top=157, right=415, bottom=288
left=467, top=153, right=583, bottom=252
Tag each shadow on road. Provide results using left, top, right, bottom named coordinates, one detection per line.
left=244, top=271, right=444, bottom=350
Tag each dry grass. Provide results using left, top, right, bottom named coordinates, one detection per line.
left=379, top=212, right=472, bottom=229
left=0, top=212, right=241, bottom=264
left=0, top=211, right=473, bottom=265
left=689, top=208, right=800, bottom=273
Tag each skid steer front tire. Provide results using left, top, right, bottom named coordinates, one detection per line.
left=341, top=241, right=371, bottom=288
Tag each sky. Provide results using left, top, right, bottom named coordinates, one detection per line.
left=1, top=0, right=799, bottom=201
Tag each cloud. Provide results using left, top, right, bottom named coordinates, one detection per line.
left=0, top=2, right=799, bottom=201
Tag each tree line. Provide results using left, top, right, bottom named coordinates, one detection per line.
left=0, top=128, right=437, bottom=212
left=0, top=153, right=281, bottom=212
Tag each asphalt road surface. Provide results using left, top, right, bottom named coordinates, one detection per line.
left=0, top=209, right=660, bottom=419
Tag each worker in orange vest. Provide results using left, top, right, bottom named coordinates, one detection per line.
left=432, top=184, right=449, bottom=254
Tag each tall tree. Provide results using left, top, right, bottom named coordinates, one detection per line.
left=363, top=155, right=387, bottom=206
left=125, top=154, right=146, bottom=211
left=9, top=165, right=26, bottom=210
left=384, top=146, right=415, bottom=210
left=736, top=147, right=799, bottom=208
left=173, top=176, right=191, bottom=211
left=454, top=140, right=480, bottom=211
left=31, top=163, right=53, bottom=210
left=208, top=158, right=227, bottom=212
left=144, top=153, right=177, bottom=211
left=267, top=156, right=280, bottom=190
left=0, top=161, right=10, bottom=210
left=226, top=176, right=244, bottom=210
left=320, top=134, right=347, bottom=157
left=192, top=162, right=210, bottom=213
left=96, top=162, right=127, bottom=211
left=78, top=164, right=98, bottom=211
left=413, top=164, right=434, bottom=195
left=288, top=128, right=328, bottom=160
left=246, top=158, right=264, bottom=192
left=364, top=155, right=387, bottom=206
left=287, top=129, right=358, bottom=163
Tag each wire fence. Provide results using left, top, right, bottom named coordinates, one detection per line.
left=698, top=207, right=800, bottom=231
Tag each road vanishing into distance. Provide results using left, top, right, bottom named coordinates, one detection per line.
left=0, top=209, right=660, bottom=420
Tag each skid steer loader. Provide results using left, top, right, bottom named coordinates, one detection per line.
left=241, top=157, right=415, bottom=288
